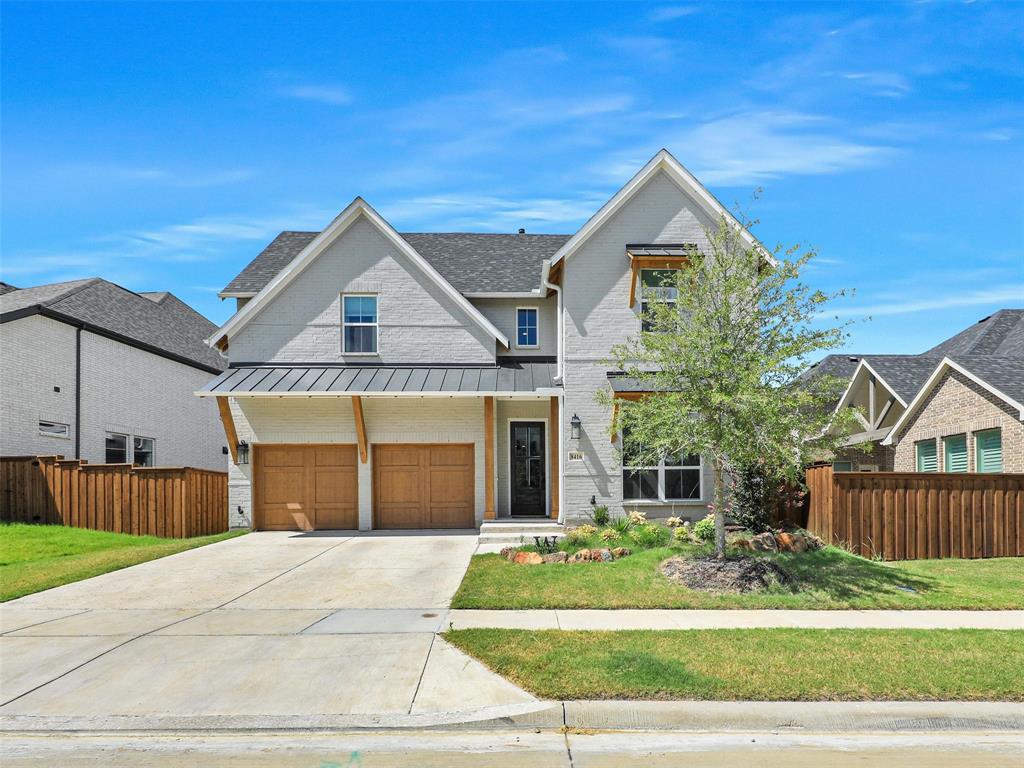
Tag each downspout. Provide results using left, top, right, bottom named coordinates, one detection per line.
left=74, top=326, right=82, bottom=459
left=541, top=259, right=565, bottom=524
left=540, top=259, right=562, bottom=383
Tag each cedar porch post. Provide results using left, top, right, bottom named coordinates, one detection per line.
left=216, top=397, right=239, bottom=464
left=484, top=396, right=495, bottom=520
left=549, top=396, right=560, bottom=519
left=351, top=396, right=368, bottom=464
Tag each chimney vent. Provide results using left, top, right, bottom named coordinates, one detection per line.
left=518, top=228, right=526, bottom=235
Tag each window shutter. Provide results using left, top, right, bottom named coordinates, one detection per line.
left=975, top=429, right=1003, bottom=473
left=943, top=435, right=967, bottom=473
left=916, top=440, right=937, bottom=472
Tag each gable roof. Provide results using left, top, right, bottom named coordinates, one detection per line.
left=550, top=148, right=772, bottom=267
left=0, top=279, right=226, bottom=372
left=220, top=231, right=570, bottom=297
left=856, top=356, right=943, bottom=404
left=924, top=309, right=1024, bottom=358
left=0, top=281, right=20, bottom=296
left=211, top=198, right=510, bottom=349
left=882, top=355, right=1024, bottom=445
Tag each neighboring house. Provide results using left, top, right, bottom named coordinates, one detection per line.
left=810, top=309, right=1024, bottom=473
left=0, top=279, right=228, bottom=470
left=200, top=149, right=753, bottom=531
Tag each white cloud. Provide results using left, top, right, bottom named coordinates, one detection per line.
left=978, top=128, right=1016, bottom=141
left=649, top=6, right=699, bottom=22
left=42, top=164, right=256, bottom=188
left=842, top=71, right=913, bottom=98
left=827, top=285, right=1024, bottom=318
left=383, top=193, right=604, bottom=232
left=278, top=83, right=352, bottom=106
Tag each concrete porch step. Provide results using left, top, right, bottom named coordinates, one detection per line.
left=477, top=519, right=566, bottom=553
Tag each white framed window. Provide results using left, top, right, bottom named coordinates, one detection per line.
left=832, top=460, right=854, bottom=471
left=640, top=269, right=678, bottom=332
left=105, top=432, right=129, bottom=463
left=342, top=294, right=378, bottom=355
left=621, top=430, right=702, bottom=501
left=38, top=420, right=70, bottom=439
left=133, top=436, right=155, bottom=467
left=516, top=307, right=539, bottom=348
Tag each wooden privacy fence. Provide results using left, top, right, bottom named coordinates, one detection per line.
left=804, top=465, right=1023, bottom=561
left=0, top=455, right=227, bottom=538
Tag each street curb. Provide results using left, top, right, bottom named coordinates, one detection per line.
left=2, top=702, right=1022, bottom=734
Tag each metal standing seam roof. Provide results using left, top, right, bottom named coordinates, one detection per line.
left=200, top=360, right=560, bottom=395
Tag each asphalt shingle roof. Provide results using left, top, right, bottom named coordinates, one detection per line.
left=857, top=355, right=943, bottom=403
left=220, top=230, right=571, bottom=296
left=0, top=279, right=226, bottom=372
left=925, top=309, right=1024, bottom=359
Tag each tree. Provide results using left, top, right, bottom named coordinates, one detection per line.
left=602, top=215, right=858, bottom=557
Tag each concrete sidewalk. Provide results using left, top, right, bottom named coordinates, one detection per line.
left=448, top=608, right=1024, bottom=630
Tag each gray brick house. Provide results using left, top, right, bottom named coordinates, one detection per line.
left=812, top=309, right=1024, bottom=473
left=0, top=279, right=227, bottom=469
left=200, top=150, right=758, bottom=531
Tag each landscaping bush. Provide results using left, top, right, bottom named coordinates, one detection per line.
left=730, top=462, right=786, bottom=533
left=693, top=514, right=716, bottom=543
left=632, top=522, right=670, bottom=549
left=589, top=505, right=611, bottom=526
left=673, top=525, right=692, bottom=543
left=609, top=516, right=633, bottom=535
left=565, top=524, right=597, bottom=544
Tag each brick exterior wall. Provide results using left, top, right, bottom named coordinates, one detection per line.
left=1, top=314, right=225, bottom=470
left=891, top=369, right=1024, bottom=472
left=834, top=441, right=896, bottom=471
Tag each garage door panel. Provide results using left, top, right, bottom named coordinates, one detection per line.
left=374, top=444, right=474, bottom=529
left=255, top=444, right=358, bottom=531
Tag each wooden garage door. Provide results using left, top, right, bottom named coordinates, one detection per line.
left=373, top=444, right=474, bottom=529
left=254, top=444, right=358, bottom=531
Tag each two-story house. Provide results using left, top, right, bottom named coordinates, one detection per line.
left=200, top=150, right=759, bottom=531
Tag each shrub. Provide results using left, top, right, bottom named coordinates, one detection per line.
left=631, top=522, right=670, bottom=549
left=693, top=513, right=716, bottom=543
left=673, top=525, right=691, bottom=543
left=665, top=515, right=684, bottom=528
left=627, top=509, right=648, bottom=526
left=609, top=516, right=633, bottom=535
left=730, top=462, right=786, bottom=534
left=566, top=524, right=597, bottom=543
left=599, top=527, right=618, bottom=541
left=590, top=505, right=611, bottom=526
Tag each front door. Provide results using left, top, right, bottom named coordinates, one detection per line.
left=510, top=422, right=545, bottom=516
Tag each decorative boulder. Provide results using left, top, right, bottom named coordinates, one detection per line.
left=611, top=547, right=632, bottom=559
left=774, top=532, right=795, bottom=552
left=513, top=551, right=543, bottom=565
left=750, top=532, right=778, bottom=552
left=806, top=534, right=825, bottom=551
left=567, top=549, right=592, bottom=563
left=731, top=538, right=753, bottom=551
left=542, top=551, right=568, bottom=564
left=595, top=548, right=613, bottom=562
left=500, top=547, right=518, bottom=561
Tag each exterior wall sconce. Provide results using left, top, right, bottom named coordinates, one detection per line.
left=570, top=414, right=582, bottom=440
left=237, top=440, right=250, bottom=465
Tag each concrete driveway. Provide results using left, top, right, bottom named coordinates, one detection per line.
left=0, top=531, right=538, bottom=730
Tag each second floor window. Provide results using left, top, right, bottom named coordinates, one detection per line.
left=516, top=307, right=538, bottom=348
left=343, top=294, right=378, bottom=354
left=640, top=269, right=678, bottom=332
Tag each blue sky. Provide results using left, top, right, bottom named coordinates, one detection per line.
left=3, top=1, right=1022, bottom=356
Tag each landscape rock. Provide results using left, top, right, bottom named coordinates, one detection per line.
left=774, top=532, right=795, bottom=552
left=542, top=551, right=568, bottom=564
left=730, top=538, right=753, bottom=551
left=806, top=534, right=825, bottom=551
left=750, top=532, right=778, bottom=552
left=611, top=547, right=632, bottom=559
left=500, top=547, right=518, bottom=561
left=595, top=548, right=613, bottom=562
left=513, top=551, right=543, bottom=565
left=567, top=549, right=591, bottom=563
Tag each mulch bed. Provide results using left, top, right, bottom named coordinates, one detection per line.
left=659, top=554, right=795, bottom=593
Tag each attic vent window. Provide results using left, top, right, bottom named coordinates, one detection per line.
left=39, top=420, right=70, bottom=438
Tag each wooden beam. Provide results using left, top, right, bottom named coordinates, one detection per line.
left=628, top=261, right=640, bottom=308
left=610, top=400, right=619, bottom=443
left=875, top=395, right=897, bottom=429
left=549, top=396, right=560, bottom=520
left=868, top=374, right=877, bottom=426
left=351, top=396, right=368, bottom=464
left=216, top=397, right=239, bottom=464
left=484, top=396, right=495, bottom=520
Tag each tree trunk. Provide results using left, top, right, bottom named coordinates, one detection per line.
left=713, top=460, right=727, bottom=558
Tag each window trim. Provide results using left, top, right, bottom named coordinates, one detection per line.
left=515, top=306, right=540, bottom=349
left=943, top=433, right=967, bottom=473
left=621, top=433, right=703, bottom=502
left=38, top=420, right=70, bottom=439
left=639, top=268, right=679, bottom=333
left=133, top=435, right=156, bottom=467
left=915, top=438, right=937, bottom=473
left=341, top=293, right=379, bottom=356
left=105, top=431, right=129, bottom=464
left=974, top=428, right=1003, bottom=474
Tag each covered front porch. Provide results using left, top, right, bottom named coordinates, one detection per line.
left=198, top=362, right=562, bottom=531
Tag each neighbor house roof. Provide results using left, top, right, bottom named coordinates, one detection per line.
left=0, top=281, right=19, bottom=296
left=924, top=309, right=1024, bottom=359
left=198, top=359, right=560, bottom=397
left=0, top=278, right=226, bottom=373
left=220, top=230, right=570, bottom=297
left=855, top=355, right=944, bottom=404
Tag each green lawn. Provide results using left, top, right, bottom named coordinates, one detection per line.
left=446, top=628, right=1024, bottom=701
left=452, top=545, right=1024, bottom=610
left=0, top=524, right=244, bottom=601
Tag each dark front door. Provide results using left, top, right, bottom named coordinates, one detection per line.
left=510, top=422, right=545, bottom=516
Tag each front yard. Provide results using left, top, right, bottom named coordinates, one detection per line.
left=446, top=628, right=1024, bottom=701
left=0, top=523, right=244, bottom=601
left=452, top=544, right=1024, bottom=610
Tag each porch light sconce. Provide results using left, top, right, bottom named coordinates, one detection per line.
left=237, top=440, right=250, bottom=465
left=590, top=495, right=597, bottom=506
left=570, top=414, right=582, bottom=440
